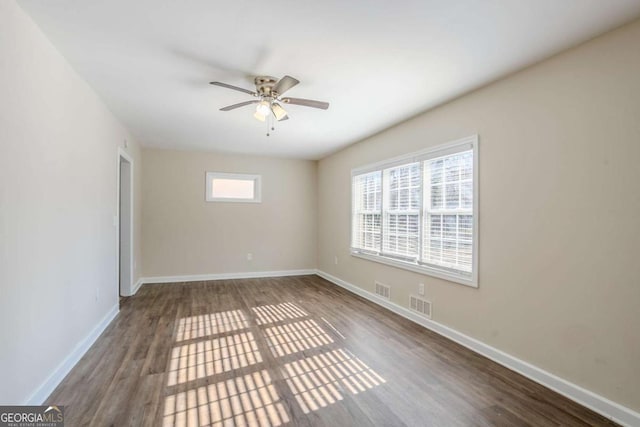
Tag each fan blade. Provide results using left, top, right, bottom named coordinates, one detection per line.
left=220, top=100, right=259, bottom=111
left=272, top=75, right=299, bottom=96
left=210, top=81, right=256, bottom=96
left=281, top=97, right=329, bottom=110
left=271, top=103, right=288, bottom=121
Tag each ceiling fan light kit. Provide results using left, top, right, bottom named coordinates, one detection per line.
left=256, top=100, right=271, bottom=116
left=271, top=103, right=288, bottom=121
left=210, top=75, right=329, bottom=136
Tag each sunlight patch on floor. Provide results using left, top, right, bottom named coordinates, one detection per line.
left=282, top=348, right=386, bottom=414
left=175, top=310, right=248, bottom=341
left=168, top=332, right=262, bottom=386
left=263, top=319, right=334, bottom=357
left=166, top=302, right=385, bottom=423
left=163, top=370, right=289, bottom=427
left=251, top=302, right=308, bottom=325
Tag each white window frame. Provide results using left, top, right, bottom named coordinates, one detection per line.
left=350, top=135, right=479, bottom=288
left=381, top=163, right=422, bottom=261
left=351, top=171, right=382, bottom=254
left=205, top=172, right=262, bottom=203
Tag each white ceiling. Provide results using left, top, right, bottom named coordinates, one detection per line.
left=18, top=0, right=640, bottom=159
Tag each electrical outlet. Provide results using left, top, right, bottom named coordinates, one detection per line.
left=247, top=253, right=253, bottom=261
left=334, top=256, right=338, bottom=265
left=418, top=283, right=425, bottom=296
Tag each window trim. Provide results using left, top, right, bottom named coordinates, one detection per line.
left=350, top=170, right=382, bottom=254
left=205, top=172, right=262, bottom=203
left=350, top=135, right=479, bottom=288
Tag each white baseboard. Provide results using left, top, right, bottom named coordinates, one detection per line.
left=24, top=304, right=119, bottom=405
left=140, top=269, right=316, bottom=285
left=131, top=277, right=143, bottom=295
left=316, top=270, right=640, bottom=427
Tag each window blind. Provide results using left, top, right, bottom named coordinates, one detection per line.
left=350, top=136, right=477, bottom=286
left=422, top=150, right=473, bottom=273
left=351, top=171, right=382, bottom=252
left=382, top=162, right=421, bottom=260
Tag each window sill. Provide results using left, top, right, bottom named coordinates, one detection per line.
left=350, top=250, right=477, bottom=288
left=205, top=198, right=261, bottom=203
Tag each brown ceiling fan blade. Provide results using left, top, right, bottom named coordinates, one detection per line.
left=281, top=97, right=329, bottom=110
left=272, top=75, right=299, bottom=96
left=220, top=100, right=259, bottom=111
left=210, top=81, right=256, bottom=96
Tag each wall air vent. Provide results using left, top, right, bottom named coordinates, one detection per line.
left=374, top=281, right=391, bottom=299
left=410, top=295, right=432, bottom=319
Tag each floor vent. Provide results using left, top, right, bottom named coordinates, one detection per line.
left=374, top=281, right=390, bottom=299
left=410, top=295, right=432, bottom=319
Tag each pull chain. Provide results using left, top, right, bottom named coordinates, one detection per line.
left=266, top=111, right=275, bottom=136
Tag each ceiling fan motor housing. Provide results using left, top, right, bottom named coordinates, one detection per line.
left=254, top=76, right=278, bottom=97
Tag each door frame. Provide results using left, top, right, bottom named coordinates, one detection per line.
left=116, top=147, right=134, bottom=297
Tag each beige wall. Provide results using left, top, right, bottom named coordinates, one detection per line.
left=0, top=1, right=143, bottom=404
left=318, top=20, right=640, bottom=411
left=142, top=149, right=317, bottom=277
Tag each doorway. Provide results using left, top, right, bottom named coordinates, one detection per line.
left=117, top=149, right=133, bottom=298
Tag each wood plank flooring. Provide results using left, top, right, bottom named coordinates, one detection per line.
left=46, top=275, right=617, bottom=426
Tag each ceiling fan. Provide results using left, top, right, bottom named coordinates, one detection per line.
left=209, top=75, right=329, bottom=124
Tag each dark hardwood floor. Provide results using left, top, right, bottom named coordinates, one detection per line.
left=47, top=275, right=616, bottom=426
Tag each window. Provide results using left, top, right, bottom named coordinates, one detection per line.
left=351, top=171, right=381, bottom=252
left=205, top=172, right=262, bottom=203
left=351, top=136, right=478, bottom=287
left=382, top=163, right=421, bottom=259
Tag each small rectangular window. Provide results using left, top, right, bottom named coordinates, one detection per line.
left=205, top=172, right=262, bottom=203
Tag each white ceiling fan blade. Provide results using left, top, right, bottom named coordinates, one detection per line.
left=272, top=75, right=299, bottom=96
